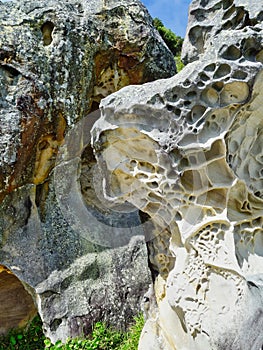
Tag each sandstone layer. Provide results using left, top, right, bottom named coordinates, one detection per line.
left=92, top=0, right=263, bottom=349
left=0, top=0, right=176, bottom=342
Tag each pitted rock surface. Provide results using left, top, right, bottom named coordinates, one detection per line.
left=0, top=0, right=175, bottom=197
left=0, top=0, right=176, bottom=342
left=92, top=0, right=263, bottom=349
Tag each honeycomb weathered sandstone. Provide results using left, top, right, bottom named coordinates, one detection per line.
left=92, top=0, right=263, bottom=349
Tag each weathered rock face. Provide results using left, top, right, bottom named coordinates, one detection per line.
left=181, top=0, right=263, bottom=65
left=0, top=0, right=176, bottom=342
left=36, top=236, right=149, bottom=341
left=92, top=0, right=263, bottom=349
left=0, top=0, right=175, bottom=199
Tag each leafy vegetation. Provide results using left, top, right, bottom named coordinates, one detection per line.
left=118, top=313, right=144, bottom=350
left=0, top=314, right=144, bottom=350
left=175, top=56, right=185, bottom=72
left=0, top=316, right=45, bottom=350
left=153, top=18, right=184, bottom=72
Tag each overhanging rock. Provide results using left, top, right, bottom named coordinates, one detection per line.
left=92, top=0, right=263, bottom=349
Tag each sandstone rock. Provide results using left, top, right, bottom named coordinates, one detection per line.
left=92, top=0, right=263, bottom=349
left=182, top=0, right=263, bottom=65
left=0, top=0, right=175, bottom=342
left=0, top=266, right=37, bottom=334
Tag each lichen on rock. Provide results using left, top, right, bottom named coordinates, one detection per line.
left=92, top=0, right=263, bottom=349
left=0, top=0, right=176, bottom=342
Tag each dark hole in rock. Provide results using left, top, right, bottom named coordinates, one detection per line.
left=232, top=70, right=248, bottom=80
left=214, top=64, right=231, bottom=79
left=221, top=45, right=242, bottom=60
left=2, top=64, right=20, bottom=77
left=50, top=318, right=62, bottom=332
left=223, top=0, right=234, bottom=10
left=41, top=21, right=55, bottom=46
left=204, top=63, right=216, bottom=72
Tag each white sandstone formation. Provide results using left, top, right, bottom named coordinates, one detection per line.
left=92, top=0, right=263, bottom=349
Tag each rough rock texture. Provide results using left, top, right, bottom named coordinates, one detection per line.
left=36, top=236, right=148, bottom=341
left=0, top=0, right=176, bottom=342
left=92, top=0, right=263, bottom=349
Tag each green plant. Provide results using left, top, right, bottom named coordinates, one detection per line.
left=43, top=322, right=124, bottom=350
left=0, top=315, right=45, bottom=350
left=83, top=322, right=124, bottom=350
left=175, top=55, right=185, bottom=72
left=153, top=18, right=184, bottom=57
left=119, top=313, right=144, bottom=350
left=0, top=314, right=144, bottom=350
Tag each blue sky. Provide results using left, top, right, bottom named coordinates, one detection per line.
left=142, top=0, right=192, bottom=37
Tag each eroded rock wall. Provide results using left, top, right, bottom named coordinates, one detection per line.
left=0, top=0, right=176, bottom=342
left=92, top=0, right=263, bottom=349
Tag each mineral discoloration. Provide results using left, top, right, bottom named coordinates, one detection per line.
left=0, top=0, right=175, bottom=199
left=0, top=0, right=175, bottom=341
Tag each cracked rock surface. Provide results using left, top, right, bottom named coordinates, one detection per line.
left=92, top=0, right=263, bottom=349
left=0, top=0, right=176, bottom=342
